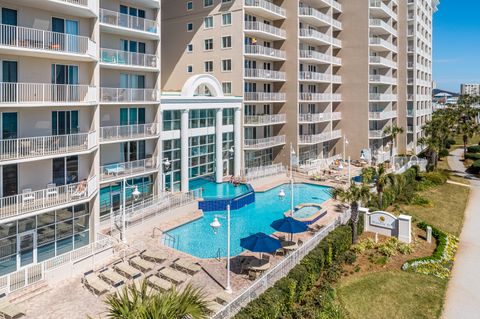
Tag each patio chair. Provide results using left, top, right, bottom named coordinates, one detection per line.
left=46, top=183, right=58, bottom=198
left=0, top=301, right=26, bottom=319
left=206, top=301, right=223, bottom=315
left=147, top=275, right=174, bottom=291
left=114, top=261, right=142, bottom=279
left=99, top=268, right=127, bottom=288
left=173, top=258, right=201, bottom=275
left=71, top=179, right=87, bottom=199
left=21, top=189, right=35, bottom=207
left=82, top=271, right=110, bottom=296
left=141, top=250, right=166, bottom=263
left=158, top=267, right=189, bottom=285
left=130, top=256, right=155, bottom=273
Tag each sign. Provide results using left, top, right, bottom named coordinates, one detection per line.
left=369, top=212, right=396, bottom=229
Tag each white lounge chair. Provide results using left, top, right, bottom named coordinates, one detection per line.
left=114, top=262, right=142, bottom=279
left=46, top=183, right=58, bottom=198
left=0, top=301, right=26, bottom=319
left=130, top=256, right=154, bottom=273
left=173, top=258, right=201, bottom=275
left=147, top=275, right=174, bottom=291
left=159, top=267, right=189, bottom=284
left=83, top=272, right=110, bottom=295
left=141, top=250, right=165, bottom=263
left=100, top=269, right=127, bottom=287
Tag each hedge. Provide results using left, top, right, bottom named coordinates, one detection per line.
left=467, top=145, right=480, bottom=153
left=234, top=225, right=354, bottom=319
left=470, top=160, right=480, bottom=174
left=465, top=152, right=480, bottom=160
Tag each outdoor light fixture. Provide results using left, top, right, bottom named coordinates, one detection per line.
left=278, top=188, right=286, bottom=200
left=132, top=186, right=141, bottom=200
left=210, top=217, right=221, bottom=234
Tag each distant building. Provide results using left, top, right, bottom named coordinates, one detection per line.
left=461, top=84, right=480, bottom=96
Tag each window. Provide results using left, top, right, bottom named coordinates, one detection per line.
left=222, top=0, right=232, bottom=3
left=222, top=59, right=232, bottom=71
left=187, top=23, right=193, bottom=32
left=204, top=61, right=213, bottom=72
left=204, top=0, right=213, bottom=7
left=204, top=38, right=213, bottom=51
left=187, top=65, right=193, bottom=73
left=186, top=1, right=193, bottom=10
left=222, top=13, right=232, bottom=26
left=222, top=82, right=232, bottom=95
left=221, top=36, right=232, bottom=48
left=204, top=16, right=213, bottom=29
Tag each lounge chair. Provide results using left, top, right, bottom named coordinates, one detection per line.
left=214, top=291, right=232, bottom=305
left=173, top=258, right=201, bottom=275
left=147, top=275, right=174, bottom=291
left=83, top=271, right=111, bottom=296
left=100, top=269, right=127, bottom=287
left=158, top=267, right=189, bottom=284
left=114, top=262, right=142, bottom=279
left=206, top=301, right=223, bottom=315
left=308, top=224, right=324, bottom=233
left=130, top=256, right=155, bottom=273
left=141, top=250, right=166, bottom=263
left=0, top=301, right=26, bottom=319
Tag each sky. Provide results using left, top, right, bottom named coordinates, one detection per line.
left=433, top=0, right=480, bottom=93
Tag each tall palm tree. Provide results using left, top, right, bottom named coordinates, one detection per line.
left=455, top=105, right=479, bottom=157
left=104, top=281, right=209, bottom=319
left=383, top=125, right=404, bottom=157
left=361, top=164, right=388, bottom=209
left=331, top=184, right=371, bottom=244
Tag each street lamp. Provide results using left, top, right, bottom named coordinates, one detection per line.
left=210, top=205, right=232, bottom=294
left=122, top=178, right=141, bottom=243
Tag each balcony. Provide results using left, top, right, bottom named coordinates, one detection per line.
left=299, top=92, right=341, bottom=102
left=244, top=68, right=286, bottom=81
left=299, top=71, right=334, bottom=83
left=299, top=28, right=341, bottom=47
left=244, top=21, right=286, bottom=41
left=100, top=88, right=159, bottom=104
left=298, top=130, right=342, bottom=145
left=369, top=37, right=397, bottom=52
left=244, top=0, right=286, bottom=20
left=244, top=92, right=286, bottom=103
left=0, top=176, right=97, bottom=221
left=369, top=0, right=398, bottom=20
left=100, top=48, right=158, bottom=71
left=244, top=135, right=286, bottom=150
left=0, top=83, right=97, bottom=106
left=244, top=114, right=286, bottom=126
left=369, top=19, right=397, bottom=36
left=298, top=112, right=342, bottom=123
left=369, top=130, right=391, bottom=139
left=0, top=24, right=96, bottom=61
left=368, top=110, right=397, bottom=120
left=100, top=9, right=159, bottom=40
left=100, top=158, right=158, bottom=183
left=299, top=7, right=340, bottom=29
left=369, top=75, right=397, bottom=85
left=369, top=93, right=396, bottom=101
left=369, top=56, right=397, bottom=69
left=299, top=50, right=341, bottom=65
left=0, top=132, right=97, bottom=164
left=14, top=0, right=97, bottom=18
left=244, top=45, right=286, bottom=61
left=100, top=123, right=160, bottom=143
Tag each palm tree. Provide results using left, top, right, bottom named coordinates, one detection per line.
left=455, top=105, right=479, bottom=157
left=383, top=125, right=404, bottom=157
left=104, top=281, right=209, bottom=319
left=361, top=164, right=388, bottom=209
left=331, top=184, right=371, bottom=244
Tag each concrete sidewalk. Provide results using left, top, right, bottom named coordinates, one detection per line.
left=443, top=149, right=480, bottom=319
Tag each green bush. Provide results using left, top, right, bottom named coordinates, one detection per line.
left=234, top=225, right=355, bottom=319
left=420, top=171, right=447, bottom=185
left=467, top=145, right=480, bottom=153
left=439, top=149, right=450, bottom=157
left=465, top=152, right=480, bottom=160
left=410, top=195, right=432, bottom=207
left=470, top=160, right=480, bottom=174
left=343, top=250, right=357, bottom=265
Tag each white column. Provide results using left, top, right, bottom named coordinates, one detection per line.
left=215, top=108, right=224, bottom=183
left=234, top=107, right=242, bottom=177
left=156, top=109, right=163, bottom=194
left=181, top=109, right=189, bottom=192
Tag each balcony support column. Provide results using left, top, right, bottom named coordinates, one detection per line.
left=234, top=107, right=242, bottom=177
left=180, top=109, right=189, bottom=193
left=215, top=109, right=224, bottom=183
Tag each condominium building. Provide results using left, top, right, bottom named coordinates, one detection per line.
left=461, top=83, right=480, bottom=96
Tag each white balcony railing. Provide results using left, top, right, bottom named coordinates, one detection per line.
left=369, top=56, right=397, bottom=69
left=244, top=135, right=286, bottom=149
left=100, top=158, right=157, bottom=182
left=244, top=45, right=286, bottom=60
left=299, top=130, right=342, bottom=145
left=299, top=71, right=333, bottom=82
left=369, top=19, right=397, bottom=36
left=368, top=110, right=397, bottom=120
left=369, top=75, right=397, bottom=85
left=244, top=68, right=286, bottom=81
left=0, top=175, right=97, bottom=220
left=0, top=24, right=96, bottom=57
left=299, top=92, right=341, bottom=102
left=369, top=0, right=398, bottom=20
left=100, top=9, right=158, bottom=34
left=61, top=0, right=89, bottom=6
left=244, top=92, right=286, bottom=102
left=369, top=93, right=397, bottom=101
left=298, top=112, right=342, bottom=123
left=244, top=0, right=286, bottom=18
left=299, top=7, right=333, bottom=26
left=244, top=21, right=286, bottom=38
left=244, top=114, right=286, bottom=126
left=369, top=37, right=397, bottom=52
left=244, top=163, right=286, bottom=182
left=100, top=123, right=160, bottom=142
left=0, top=131, right=96, bottom=162
left=299, top=28, right=341, bottom=47
left=369, top=130, right=391, bottom=139
left=0, top=82, right=96, bottom=105
left=100, top=48, right=158, bottom=68
left=100, top=88, right=159, bottom=103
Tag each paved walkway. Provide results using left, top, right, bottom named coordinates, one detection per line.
left=443, top=148, right=480, bottom=319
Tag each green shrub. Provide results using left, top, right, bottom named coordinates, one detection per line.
left=421, top=171, right=447, bottom=185
left=465, top=152, right=480, bottom=160
left=467, top=145, right=480, bottom=153
left=470, top=160, right=480, bottom=174
left=410, top=195, right=432, bottom=207
left=439, top=149, right=450, bottom=157
left=343, top=250, right=357, bottom=265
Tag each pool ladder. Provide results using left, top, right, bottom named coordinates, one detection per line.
left=215, top=248, right=222, bottom=261
left=161, top=232, right=179, bottom=250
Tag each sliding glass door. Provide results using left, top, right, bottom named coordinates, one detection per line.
left=2, top=61, right=17, bottom=102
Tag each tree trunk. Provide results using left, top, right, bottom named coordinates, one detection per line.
left=378, top=190, right=383, bottom=209
left=464, top=135, right=468, bottom=158
left=351, top=202, right=359, bottom=244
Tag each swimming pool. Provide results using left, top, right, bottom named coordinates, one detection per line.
left=167, top=183, right=332, bottom=258
left=189, top=178, right=249, bottom=199
left=294, top=206, right=320, bottom=219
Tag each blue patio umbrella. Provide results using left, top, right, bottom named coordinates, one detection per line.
left=240, top=233, right=282, bottom=255
left=270, top=217, right=308, bottom=241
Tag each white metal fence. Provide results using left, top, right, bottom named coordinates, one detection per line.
left=100, top=9, right=158, bottom=34
left=100, top=158, right=158, bottom=181
left=298, top=154, right=342, bottom=174
left=100, top=123, right=160, bottom=142
left=245, top=163, right=286, bottom=182
left=100, top=48, right=158, bottom=68
left=0, top=82, right=96, bottom=104
left=100, top=87, right=159, bottom=103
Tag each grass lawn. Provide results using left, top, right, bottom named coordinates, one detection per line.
left=453, top=134, right=480, bottom=148
left=436, top=157, right=470, bottom=185
left=337, top=271, right=447, bottom=319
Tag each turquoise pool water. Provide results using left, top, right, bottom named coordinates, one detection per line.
left=167, top=183, right=332, bottom=258
left=189, top=178, right=249, bottom=199
left=294, top=206, right=321, bottom=219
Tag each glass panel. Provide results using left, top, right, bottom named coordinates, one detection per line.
left=56, top=236, right=73, bottom=255
left=0, top=236, right=16, bottom=259
left=37, top=225, right=55, bottom=246
left=0, top=255, right=16, bottom=276
left=71, top=111, right=79, bottom=134
left=18, top=217, right=36, bottom=233
left=53, top=158, right=65, bottom=185
left=74, top=215, right=89, bottom=234
left=37, top=212, right=55, bottom=227
left=56, top=207, right=73, bottom=222
left=2, top=60, right=17, bottom=82
left=0, top=223, right=16, bottom=239
left=74, top=231, right=89, bottom=249
left=37, top=242, right=55, bottom=262
left=138, top=108, right=145, bottom=124
left=120, top=5, right=128, bottom=14
left=129, top=108, right=137, bottom=125
left=74, top=203, right=88, bottom=217
left=2, top=8, right=17, bottom=26
left=56, top=220, right=73, bottom=240
left=51, top=17, right=65, bottom=33
left=2, top=164, right=17, bottom=196
left=120, top=108, right=128, bottom=126
left=129, top=41, right=137, bottom=53
left=19, top=233, right=35, bottom=267
left=138, top=42, right=146, bottom=54
left=66, top=156, right=78, bottom=184
left=2, top=112, right=17, bottom=139
left=68, top=65, right=78, bottom=85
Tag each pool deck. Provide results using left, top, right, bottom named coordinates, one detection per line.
left=12, top=174, right=348, bottom=319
